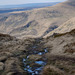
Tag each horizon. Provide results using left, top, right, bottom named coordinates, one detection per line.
left=0, top=0, right=66, bottom=5
left=0, top=2, right=60, bottom=6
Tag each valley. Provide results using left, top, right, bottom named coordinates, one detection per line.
left=0, top=0, right=75, bottom=75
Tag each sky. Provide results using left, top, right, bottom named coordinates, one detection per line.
left=0, top=0, right=66, bottom=5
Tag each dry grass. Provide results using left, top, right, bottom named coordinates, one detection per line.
left=42, top=65, right=65, bottom=75
left=44, top=54, right=75, bottom=75
left=64, top=49, right=75, bottom=54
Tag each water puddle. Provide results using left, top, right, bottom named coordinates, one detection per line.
left=38, top=52, right=43, bottom=55
left=35, top=61, right=46, bottom=65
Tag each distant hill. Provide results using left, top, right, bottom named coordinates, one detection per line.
left=0, top=2, right=59, bottom=13
left=0, top=2, right=60, bottom=9
left=44, top=17, right=75, bottom=38
left=0, top=1, right=75, bottom=39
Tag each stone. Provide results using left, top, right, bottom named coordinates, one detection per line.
left=0, top=62, right=4, bottom=70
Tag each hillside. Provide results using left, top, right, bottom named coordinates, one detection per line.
left=41, top=29, right=75, bottom=75
left=0, top=33, right=35, bottom=75
left=0, top=0, right=75, bottom=38
left=44, top=17, right=75, bottom=38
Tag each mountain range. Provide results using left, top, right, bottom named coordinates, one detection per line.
left=0, top=2, right=59, bottom=13
left=0, top=0, right=75, bottom=39
left=0, top=2, right=59, bottom=9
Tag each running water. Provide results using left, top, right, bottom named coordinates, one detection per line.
left=23, top=48, right=48, bottom=75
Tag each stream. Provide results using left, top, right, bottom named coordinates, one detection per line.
left=23, top=43, right=48, bottom=75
